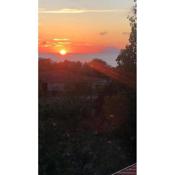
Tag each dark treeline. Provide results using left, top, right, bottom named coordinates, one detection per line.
left=39, top=59, right=113, bottom=96
left=39, top=58, right=111, bottom=81
left=39, top=58, right=136, bottom=175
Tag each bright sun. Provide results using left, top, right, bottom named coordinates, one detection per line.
left=59, top=49, right=67, bottom=55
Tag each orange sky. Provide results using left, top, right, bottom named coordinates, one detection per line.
left=39, top=0, right=132, bottom=57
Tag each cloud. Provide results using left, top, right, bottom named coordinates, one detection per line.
left=100, top=47, right=120, bottom=54
left=39, top=38, right=72, bottom=49
left=99, top=31, right=108, bottom=36
left=122, top=32, right=130, bottom=35
left=53, top=38, right=70, bottom=41
left=39, top=8, right=125, bottom=14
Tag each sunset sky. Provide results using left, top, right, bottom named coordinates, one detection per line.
left=39, top=0, right=133, bottom=66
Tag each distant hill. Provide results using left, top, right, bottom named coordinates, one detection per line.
left=39, top=47, right=119, bottom=66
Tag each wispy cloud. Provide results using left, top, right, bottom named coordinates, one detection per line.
left=39, top=38, right=72, bottom=48
left=122, top=32, right=130, bottom=35
left=99, top=31, right=108, bottom=36
left=53, top=38, right=70, bottom=41
left=39, top=8, right=126, bottom=14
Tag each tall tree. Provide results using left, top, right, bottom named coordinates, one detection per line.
left=116, top=1, right=136, bottom=74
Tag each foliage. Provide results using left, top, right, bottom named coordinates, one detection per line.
left=116, top=2, right=136, bottom=74
left=39, top=96, right=136, bottom=175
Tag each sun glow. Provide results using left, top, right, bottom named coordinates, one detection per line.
left=59, top=49, right=67, bottom=55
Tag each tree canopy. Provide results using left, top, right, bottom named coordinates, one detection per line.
left=116, top=2, right=136, bottom=74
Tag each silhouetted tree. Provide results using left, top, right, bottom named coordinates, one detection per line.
left=116, top=1, right=136, bottom=74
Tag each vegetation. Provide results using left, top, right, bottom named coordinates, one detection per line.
left=39, top=96, right=136, bottom=175
left=116, top=1, right=136, bottom=75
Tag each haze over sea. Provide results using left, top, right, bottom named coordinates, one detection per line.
left=39, top=47, right=119, bottom=67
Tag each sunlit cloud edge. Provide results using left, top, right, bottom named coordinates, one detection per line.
left=39, top=8, right=127, bottom=14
